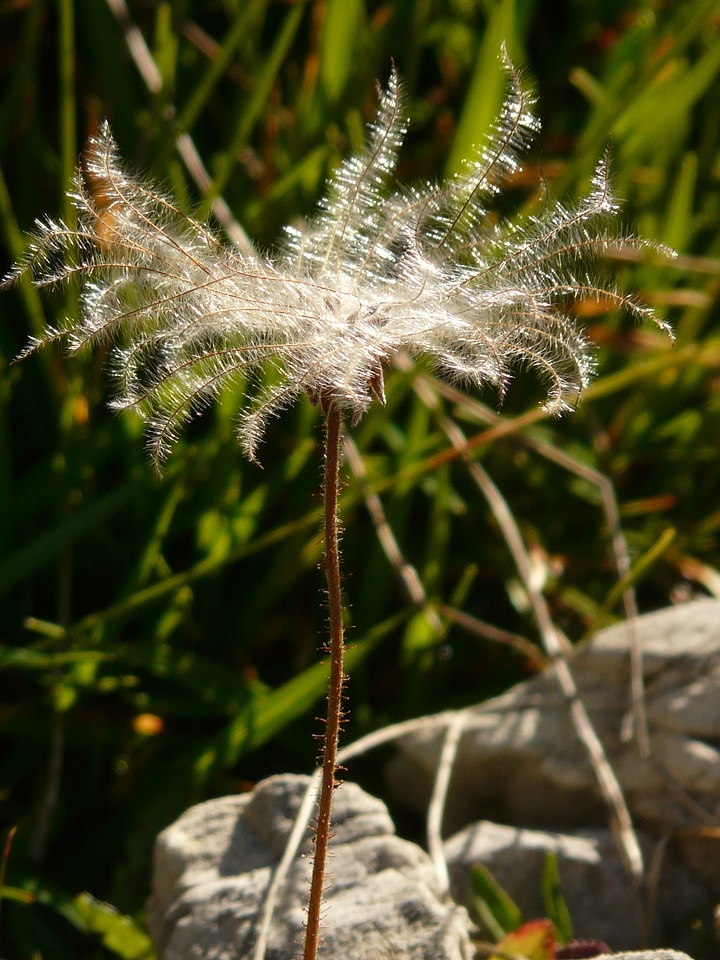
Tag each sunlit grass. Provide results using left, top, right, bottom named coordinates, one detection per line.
left=0, top=1, right=718, bottom=956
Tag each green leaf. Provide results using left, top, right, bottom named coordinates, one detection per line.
left=193, top=611, right=405, bottom=779
left=320, top=0, right=364, bottom=102
left=446, top=0, right=517, bottom=177
left=541, top=851, right=573, bottom=945
left=662, top=152, right=698, bottom=253
left=69, top=893, right=155, bottom=959
left=9, top=883, right=155, bottom=959
left=470, top=862, right=523, bottom=940
left=402, top=609, right=442, bottom=659
left=0, top=481, right=139, bottom=597
left=0, top=884, right=35, bottom=905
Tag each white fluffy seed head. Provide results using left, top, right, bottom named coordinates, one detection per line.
left=7, top=56, right=671, bottom=465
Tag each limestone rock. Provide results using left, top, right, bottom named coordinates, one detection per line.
left=444, top=821, right=709, bottom=951
left=147, top=774, right=473, bottom=960
left=597, top=954, right=695, bottom=960
left=387, top=600, right=720, bottom=893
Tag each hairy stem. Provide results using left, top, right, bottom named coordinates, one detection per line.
left=303, top=403, right=346, bottom=960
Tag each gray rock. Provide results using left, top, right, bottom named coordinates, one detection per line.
left=147, top=774, right=474, bottom=960
left=598, top=954, right=695, bottom=960
left=147, top=603, right=718, bottom=960
left=387, top=600, right=720, bottom=893
left=444, top=820, right=709, bottom=951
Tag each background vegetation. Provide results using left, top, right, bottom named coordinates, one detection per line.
left=1, top=0, right=719, bottom=956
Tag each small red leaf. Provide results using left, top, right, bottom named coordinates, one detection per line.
left=491, top=919, right=556, bottom=960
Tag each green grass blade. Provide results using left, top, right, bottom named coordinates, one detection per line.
left=0, top=162, right=49, bottom=356
left=598, top=526, right=676, bottom=621
left=177, top=0, right=267, bottom=135
left=58, top=0, right=76, bottom=222
left=0, top=646, right=111, bottom=671
left=470, top=862, right=523, bottom=939
left=662, top=151, right=698, bottom=252
left=617, top=42, right=720, bottom=160
left=0, top=481, right=139, bottom=596
left=320, top=0, right=364, bottom=103
left=200, top=0, right=310, bottom=213
left=541, top=851, right=573, bottom=945
left=194, top=611, right=405, bottom=778
left=445, top=0, right=516, bottom=177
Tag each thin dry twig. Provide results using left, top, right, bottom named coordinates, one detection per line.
left=252, top=773, right=321, bottom=960
left=346, top=370, right=649, bottom=908
left=102, top=0, right=254, bottom=253
left=436, top=603, right=547, bottom=670
left=343, top=433, right=442, bottom=626
left=411, top=373, right=645, bottom=892
left=103, top=0, right=162, bottom=93
left=252, top=712, right=460, bottom=960
left=426, top=710, right=468, bottom=896
left=346, top=426, right=548, bottom=675
left=412, top=367, right=649, bottom=756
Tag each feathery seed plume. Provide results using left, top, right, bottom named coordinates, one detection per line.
left=7, top=56, right=668, bottom=464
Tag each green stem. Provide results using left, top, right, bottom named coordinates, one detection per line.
left=57, top=0, right=76, bottom=230
left=302, top=403, right=346, bottom=960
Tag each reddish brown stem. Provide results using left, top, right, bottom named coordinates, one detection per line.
left=302, top=403, right=346, bottom=960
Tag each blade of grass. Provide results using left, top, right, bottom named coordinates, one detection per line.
left=192, top=611, right=406, bottom=777
left=58, top=0, right=76, bottom=222
left=661, top=151, right=698, bottom=253
left=470, top=862, right=522, bottom=939
left=618, top=41, right=720, bottom=160
left=0, top=481, right=140, bottom=597
left=445, top=0, right=517, bottom=177
left=562, top=0, right=720, bottom=192
left=541, top=851, right=573, bottom=945
left=595, top=526, right=677, bottom=626
left=177, top=0, right=268, bottom=135
left=319, top=0, right=364, bottom=103
left=200, top=0, right=310, bottom=215
left=0, top=647, right=111, bottom=671
left=0, top=162, right=54, bottom=384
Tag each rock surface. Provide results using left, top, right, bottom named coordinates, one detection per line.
left=147, top=774, right=473, bottom=960
left=444, top=821, right=708, bottom=951
left=145, top=775, right=706, bottom=960
left=147, top=603, right=720, bottom=960
left=387, top=599, right=720, bottom=895
left=598, top=954, right=695, bottom=960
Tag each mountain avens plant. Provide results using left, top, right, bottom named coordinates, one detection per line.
left=5, top=54, right=668, bottom=960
